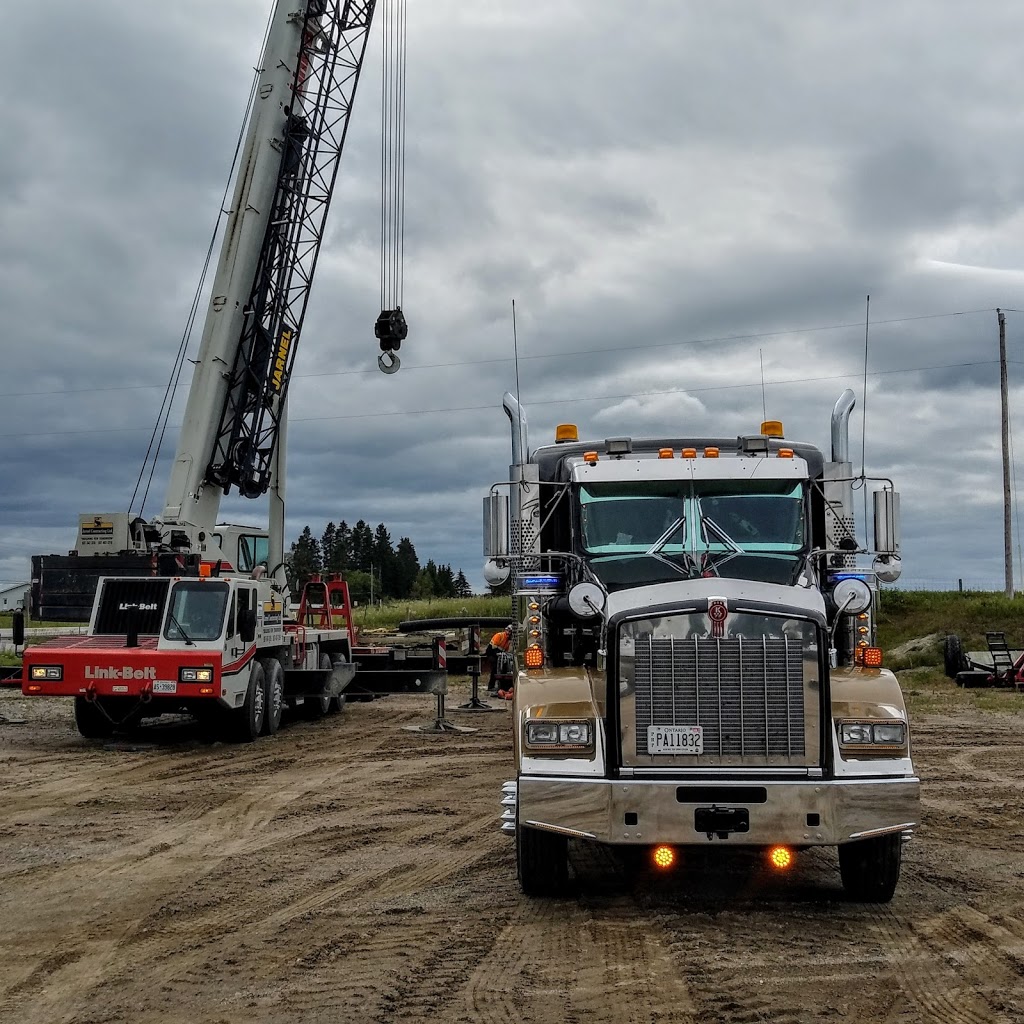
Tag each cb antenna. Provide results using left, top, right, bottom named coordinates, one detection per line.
left=512, top=299, right=525, bottom=457
left=861, top=294, right=870, bottom=546
left=759, top=348, right=767, bottom=422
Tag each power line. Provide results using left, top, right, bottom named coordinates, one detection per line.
left=0, top=358, right=1004, bottom=440
left=0, top=305, right=1003, bottom=400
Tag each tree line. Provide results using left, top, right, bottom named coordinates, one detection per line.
left=286, top=520, right=471, bottom=603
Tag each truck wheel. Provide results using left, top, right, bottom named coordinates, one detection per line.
left=839, top=833, right=902, bottom=902
left=943, top=635, right=965, bottom=679
left=261, top=658, right=284, bottom=736
left=516, top=823, right=569, bottom=897
left=231, top=662, right=266, bottom=742
left=304, top=654, right=333, bottom=720
left=74, top=697, right=115, bottom=740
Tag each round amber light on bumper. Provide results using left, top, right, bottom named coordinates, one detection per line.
left=652, top=845, right=676, bottom=869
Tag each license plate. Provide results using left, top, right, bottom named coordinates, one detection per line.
left=153, top=680, right=177, bottom=694
left=648, top=725, right=703, bottom=755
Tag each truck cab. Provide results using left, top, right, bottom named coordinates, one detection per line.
left=489, top=391, right=918, bottom=901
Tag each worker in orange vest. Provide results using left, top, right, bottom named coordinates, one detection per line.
left=484, top=625, right=514, bottom=697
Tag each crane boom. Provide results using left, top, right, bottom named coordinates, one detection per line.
left=162, top=0, right=377, bottom=540
left=30, top=0, right=381, bottom=621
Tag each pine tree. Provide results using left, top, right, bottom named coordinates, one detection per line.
left=455, top=569, right=471, bottom=598
left=351, top=520, right=374, bottom=571
left=394, top=537, right=420, bottom=599
left=321, top=522, right=336, bottom=572
left=328, top=520, right=352, bottom=573
left=436, top=563, right=456, bottom=598
left=288, top=526, right=322, bottom=595
left=373, top=523, right=396, bottom=598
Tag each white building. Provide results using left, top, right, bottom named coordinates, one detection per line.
left=0, top=583, right=29, bottom=612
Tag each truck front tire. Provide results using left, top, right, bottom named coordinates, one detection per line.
left=74, top=697, right=115, bottom=740
left=839, top=833, right=902, bottom=902
left=516, top=823, right=569, bottom=897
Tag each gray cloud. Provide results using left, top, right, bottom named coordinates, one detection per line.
left=2, top=0, right=1024, bottom=594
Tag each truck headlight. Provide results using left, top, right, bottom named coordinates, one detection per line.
left=525, top=719, right=594, bottom=751
left=29, top=665, right=63, bottom=681
left=839, top=721, right=906, bottom=747
left=179, top=667, right=214, bottom=683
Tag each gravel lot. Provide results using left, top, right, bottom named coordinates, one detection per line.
left=1, top=682, right=1022, bottom=1024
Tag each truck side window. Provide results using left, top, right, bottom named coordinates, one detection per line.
left=238, top=587, right=251, bottom=620
left=237, top=535, right=270, bottom=573
left=227, top=592, right=236, bottom=637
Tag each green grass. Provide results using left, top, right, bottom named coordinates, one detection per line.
left=352, top=595, right=512, bottom=632
left=876, top=589, right=1024, bottom=653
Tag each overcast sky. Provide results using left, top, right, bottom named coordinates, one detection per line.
left=2, top=0, right=1023, bottom=596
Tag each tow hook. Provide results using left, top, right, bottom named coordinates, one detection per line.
left=140, top=682, right=153, bottom=704
left=85, top=683, right=98, bottom=703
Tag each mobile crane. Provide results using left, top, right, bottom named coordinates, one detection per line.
left=20, top=0, right=426, bottom=741
left=486, top=390, right=919, bottom=901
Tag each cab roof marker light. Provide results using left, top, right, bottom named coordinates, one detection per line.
left=703, top=447, right=720, bottom=458
left=681, top=447, right=697, bottom=459
left=658, top=448, right=674, bottom=459
left=583, top=451, right=599, bottom=464
left=777, top=448, right=794, bottom=459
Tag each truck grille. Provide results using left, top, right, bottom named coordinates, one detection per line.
left=634, top=636, right=806, bottom=759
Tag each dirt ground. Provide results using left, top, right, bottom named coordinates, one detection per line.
left=1, top=682, right=1023, bottom=1024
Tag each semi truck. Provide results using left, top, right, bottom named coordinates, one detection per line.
left=485, top=389, right=919, bottom=901
left=19, top=1, right=443, bottom=740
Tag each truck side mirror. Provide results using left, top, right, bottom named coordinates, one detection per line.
left=239, top=609, right=257, bottom=643
left=12, top=610, right=24, bottom=647
left=873, top=489, right=900, bottom=555
left=483, top=494, right=509, bottom=558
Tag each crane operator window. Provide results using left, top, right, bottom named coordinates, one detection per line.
left=164, top=581, right=229, bottom=642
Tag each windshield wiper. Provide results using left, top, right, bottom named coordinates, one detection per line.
left=168, top=612, right=194, bottom=646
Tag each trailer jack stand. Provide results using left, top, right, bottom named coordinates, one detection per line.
left=402, top=691, right=477, bottom=734
left=452, top=667, right=503, bottom=715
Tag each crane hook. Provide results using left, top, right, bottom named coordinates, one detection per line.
left=375, top=307, right=407, bottom=375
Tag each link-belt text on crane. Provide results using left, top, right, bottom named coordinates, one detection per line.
left=271, top=329, right=293, bottom=392
left=84, top=666, right=158, bottom=681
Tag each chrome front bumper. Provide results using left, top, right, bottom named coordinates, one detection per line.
left=513, top=774, right=920, bottom=846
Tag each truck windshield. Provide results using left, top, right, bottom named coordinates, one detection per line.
left=164, top=581, right=229, bottom=642
left=579, top=479, right=806, bottom=589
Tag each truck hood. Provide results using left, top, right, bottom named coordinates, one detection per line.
left=603, top=575, right=827, bottom=624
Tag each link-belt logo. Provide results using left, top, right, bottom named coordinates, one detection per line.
left=84, top=666, right=157, bottom=680
left=271, top=328, right=293, bottom=392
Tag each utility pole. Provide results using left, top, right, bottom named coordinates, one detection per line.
left=998, top=308, right=1013, bottom=598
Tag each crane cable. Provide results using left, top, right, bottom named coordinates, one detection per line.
left=128, top=9, right=276, bottom=519
left=375, top=0, right=408, bottom=374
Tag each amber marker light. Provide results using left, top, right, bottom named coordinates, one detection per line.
left=777, top=448, right=794, bottom=459
left=658, top=448, right=674, bottom=459
left=862, top=647, right=883, bottom=667
left=768, top=846, right=793, bottom=870
left=652, top=845, right=676, bottom=870
left=703, top=447, right=720, bottom=458
left=681, top=447, right=697, bottom=459
left=583, top=451, right=599, bottom=464
left=524, top=645, right=544, bottom=669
